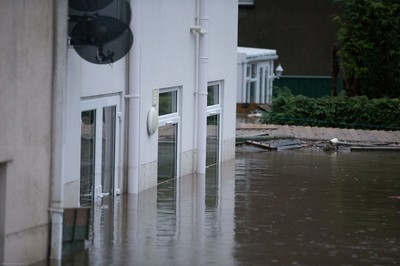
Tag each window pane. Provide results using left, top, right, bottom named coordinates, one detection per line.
left=158, top=124, right=177, bottom=183
left=205, top=164, right=219, bottom=210
left=250, top=81, right=256, bottom=103
left=206, top=114, right=219, bottom=167
left=159, top=91, right=177, bottom=116
left=251, top=64, right=257, bottom=78
left=207, top=84, right=219, bottom=106
left=102, top=106, right=116, bottom=195
left=80, top=110, right=96, bottom=206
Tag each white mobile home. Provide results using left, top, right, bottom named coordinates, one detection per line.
left=237, top=47, right=281, bottom=104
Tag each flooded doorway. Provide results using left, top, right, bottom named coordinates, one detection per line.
left=157, top=88, right=180, bottom=183
left=80, top=96, right=120, bottom=205
left=206, top=82, right=222, bottom=167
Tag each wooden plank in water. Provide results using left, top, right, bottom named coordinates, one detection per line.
left=245, top=140, right=274, bottom=150
left=269, top=139, right=304, bottom=149
left=277, top=144, right=306, bottom=151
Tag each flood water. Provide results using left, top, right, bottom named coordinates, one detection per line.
left=62, top=150, right=400, bottom=266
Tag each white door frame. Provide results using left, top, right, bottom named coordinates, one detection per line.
left=158, top=87, right=181, bottom=179
left=80, top=94, right=121, bottom=203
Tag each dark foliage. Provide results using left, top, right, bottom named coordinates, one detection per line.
left=263, top=87, right=400, bottom=130
left=333, top=0, right=400, bottom=98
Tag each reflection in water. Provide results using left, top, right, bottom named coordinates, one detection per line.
left=62, top=151, right=400, bottom=265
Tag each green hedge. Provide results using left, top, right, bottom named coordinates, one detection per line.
left=262, top=87, right=400, bottom=130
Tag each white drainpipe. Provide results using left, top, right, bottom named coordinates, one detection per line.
left=127, top=0, right=141, bottom=194
left=49, top=0, right=68, bottom=260
left=196, top=0, right=209, bottom=174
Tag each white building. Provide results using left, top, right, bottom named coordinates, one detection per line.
left=237, top=47, right=281, bottom=104
left=0, top=0, right=237, bottom=264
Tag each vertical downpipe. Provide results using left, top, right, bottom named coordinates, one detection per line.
left=127, top=0, right=141, bottom=194
left=196, top=0, right=209, bottom=174
left=49, top=0, right=68, bottom=260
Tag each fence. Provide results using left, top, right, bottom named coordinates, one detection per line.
left=273, top=76, right=344, bottom=98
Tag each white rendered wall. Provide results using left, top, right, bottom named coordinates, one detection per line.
left=208, top=0, right=238, bottom=162
left=134, top=0, right=237, bottom=191
left=133, top=0, right=198, bottom=191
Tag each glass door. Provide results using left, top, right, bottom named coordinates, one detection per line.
left=80, top=110, right=97, bottom=206
left=102, top=106, right=116, bottom=196
left=80, top=96, right=120, bottom=205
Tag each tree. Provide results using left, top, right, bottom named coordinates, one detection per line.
left=333, top=0, right=400, bottom=98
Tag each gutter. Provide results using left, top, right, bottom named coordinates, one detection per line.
left=127, top=0, right=141, bottom=194
left=195, top=0, right=209, bottom=174
left=49, top=0, right=68, bottom=260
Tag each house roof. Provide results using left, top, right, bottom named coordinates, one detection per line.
left=238, top=47, right=277, bottom=57
left=237, top=47, right=278, bottom=63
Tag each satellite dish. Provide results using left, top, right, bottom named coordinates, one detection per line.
left=68, top=0, right=133, bottom=65
left=69, top=0, right=131, bottom=25
left=69, top=0, right=114, bottom=12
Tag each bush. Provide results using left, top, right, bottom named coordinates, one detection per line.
left=262, top=87, right=400, bottom=130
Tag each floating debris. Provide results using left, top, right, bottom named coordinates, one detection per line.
left=245, top=139, right=306, bottom=151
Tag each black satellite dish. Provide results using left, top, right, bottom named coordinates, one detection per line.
left=68, top=0, right=133, bottom=65
left=69, top=0, right=114, bottom=12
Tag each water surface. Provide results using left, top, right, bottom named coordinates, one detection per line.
left=62, top=150, right=400, bottom=265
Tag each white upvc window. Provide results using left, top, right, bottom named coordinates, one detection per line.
left=158, top=87, right=181, bottom=182
left=206, top=81, right=222, bottom=167
left=245, top=64, right=258, bottom=103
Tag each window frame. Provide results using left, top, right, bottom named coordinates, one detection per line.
left=157, top=87, right=181, bottom=179
left=206, top=81, right=223, bottom=167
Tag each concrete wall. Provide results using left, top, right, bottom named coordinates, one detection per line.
left=238, top=0, right=340, bottom=76
left=0, top=1, right=54, bottom=264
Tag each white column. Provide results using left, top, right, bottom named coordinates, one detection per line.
left=127, top=0, right=141, bottom=194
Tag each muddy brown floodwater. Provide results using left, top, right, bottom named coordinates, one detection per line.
left=61, top=150, right=400, bottom=266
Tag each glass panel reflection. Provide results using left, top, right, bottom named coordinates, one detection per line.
left=207, top=84, right=219, bottom=106
left=159, top=91, right=177, bottom=116
left=80, top=110, right=96, bottom=206
left=206, top=114, right=219, bottom=167
left=102, top=106, right=116, bottom=195
left=158, top=124, right=177, bottom=183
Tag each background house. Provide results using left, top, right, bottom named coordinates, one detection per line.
left=237, top=47, right=279, bottom=105
left=0, top=0, right=237, bottom=264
